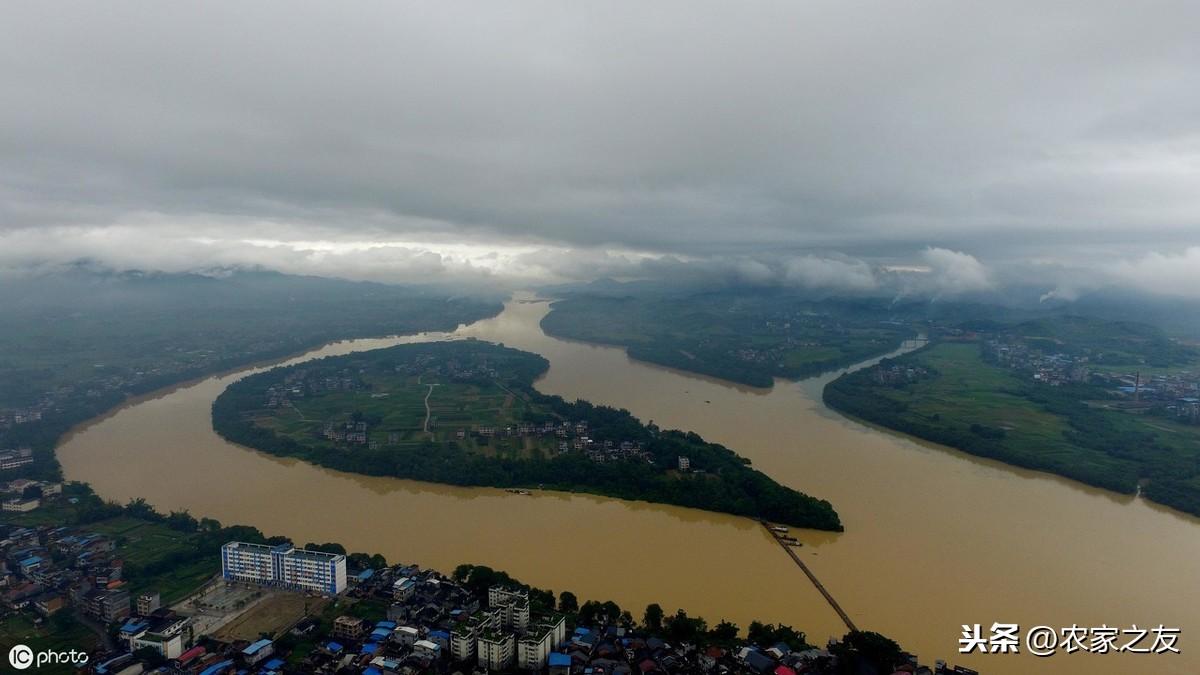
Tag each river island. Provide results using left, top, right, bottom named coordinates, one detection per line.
left=211, top=340, right=842, bottom=531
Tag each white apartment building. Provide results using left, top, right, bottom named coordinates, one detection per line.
left=518, top=614, right=567, bottom=670
left=478, top=631, right=515, bottom=671
left=451, top=608, right=501, bottom=662
left=488, top=585, right=530, bottom=633
left=221, top=541, right=347, bottom=595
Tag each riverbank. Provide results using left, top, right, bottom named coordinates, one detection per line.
left=823, top=341, right=1200, bottom=519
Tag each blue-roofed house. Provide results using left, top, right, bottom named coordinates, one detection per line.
left=118, top=618, right=150, bottom=643
left=549, top=651, right=572, bottom=675
left=427, top=628, right=450, bottom=650
left=198, top=659, right=235, bottom=675
left=242, top=638, right=275, bottom=666
left=259, top=657, right=286, bottom=674
left=323, top=641, right=344, bottom=655
left=744, top=650, right=776, bottom=674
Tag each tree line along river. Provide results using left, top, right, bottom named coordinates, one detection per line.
left=56, top=295, right=1200, bottom=675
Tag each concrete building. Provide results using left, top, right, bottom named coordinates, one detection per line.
left=242, top=639, right=275, bottom=666
left=84, top=588, right=130, bottom=624
left=394, top=625, right=419, bottom=647
left=414, top=639, right=442, bottom=660
left=478, top=631, right=515, bottom=671
left=451, top=608, right=500, bottom=662
left=2, top=497, right=39, bottom=512
left=331, top=615, right=367, bottom=641
left=121, top=614, right=190, bottom=660
left=221, top=541, right=347, bottom=595
left=488, top=585, right=530, bottom=633
left=0, top=448, right=33, bottom=471
left=131, top=630, right=186, bottom=659
left=518, top=614, right=567, bottom=670
left=136, top=591, right=161, bottom=616
left=392, top=576, right=416, bottom=601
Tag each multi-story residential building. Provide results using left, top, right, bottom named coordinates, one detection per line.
left=451, top=625, right=477, bottom=662
left=136, top=591, right=161, bottom=616
left=221, top=541, right=347, bottom=594
left=84, top=588, right=131, bottom=624
left=414, top=639, right=442, bottom=660
left=0, top=448, right=34, bottom=471
left=488, top=585, right=530, bottom=633
left=122, top=614, right=191, bottom=659
left=332, top=615, right=367, bottom=641
left=518, top=614, right=567, bottom=670
left=2, top=497, right=39, bottom=512
left=393, top=576, right=416, bottom=601
left=478, top=631, right=515, bottom=671
left=394, top=626, right=419, bottom=647
left=451, top=608, right=501, bottom=662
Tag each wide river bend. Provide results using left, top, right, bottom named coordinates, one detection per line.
left=58, top=296, right=1200, bottom=675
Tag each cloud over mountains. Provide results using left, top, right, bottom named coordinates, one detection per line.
left=2, top=2, right=1198, bottom=296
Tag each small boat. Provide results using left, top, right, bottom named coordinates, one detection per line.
left=769, top=526, right=789, bottom=533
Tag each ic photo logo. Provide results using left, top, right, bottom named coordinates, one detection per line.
left=7, top=643, right=89, bottom=670
left=8, top=644, right=34, bottom=670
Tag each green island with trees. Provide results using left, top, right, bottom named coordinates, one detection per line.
left=211, top=340, right=842, bottom=530
left=823, top=316, right=1200, bottom=517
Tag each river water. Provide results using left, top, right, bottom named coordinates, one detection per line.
left=57, top=296, right=1199, bottom=674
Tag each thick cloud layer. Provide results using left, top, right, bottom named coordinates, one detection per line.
left=1, top=2, right=1198, bottom=294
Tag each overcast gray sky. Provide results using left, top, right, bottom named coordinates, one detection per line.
left=2, top=2, right=1198, bottom=295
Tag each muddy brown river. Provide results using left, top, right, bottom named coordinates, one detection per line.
left=57, top=295, right=1199, bottom=674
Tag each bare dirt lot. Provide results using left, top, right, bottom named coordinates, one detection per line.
left=213, top=592, right=328, bottom=641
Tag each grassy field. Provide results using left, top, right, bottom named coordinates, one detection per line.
left=261, top=375, right=552, bottom=460
left=888, top=341, right=1094, bottom=468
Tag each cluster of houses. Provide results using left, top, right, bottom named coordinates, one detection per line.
left=325, top=420, right=372, bottom=445
left=0, top=407, right=43, bottom=428
left=870, top=364, right=930, bottom=386
left=983, top=340, right=1092, bottom=387
left=1, top=521, right=147, bottom=627
left=265, top=368, right=367, bottom=410
left=461, top=421, right=655, bottom=465
left=392, top=355, right=502, bottom=383
left=310, top=409, right=660, bottom=467
left=0, top=475, right=61, bottom=512
left=984, top=339, right=1200, bottom=423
